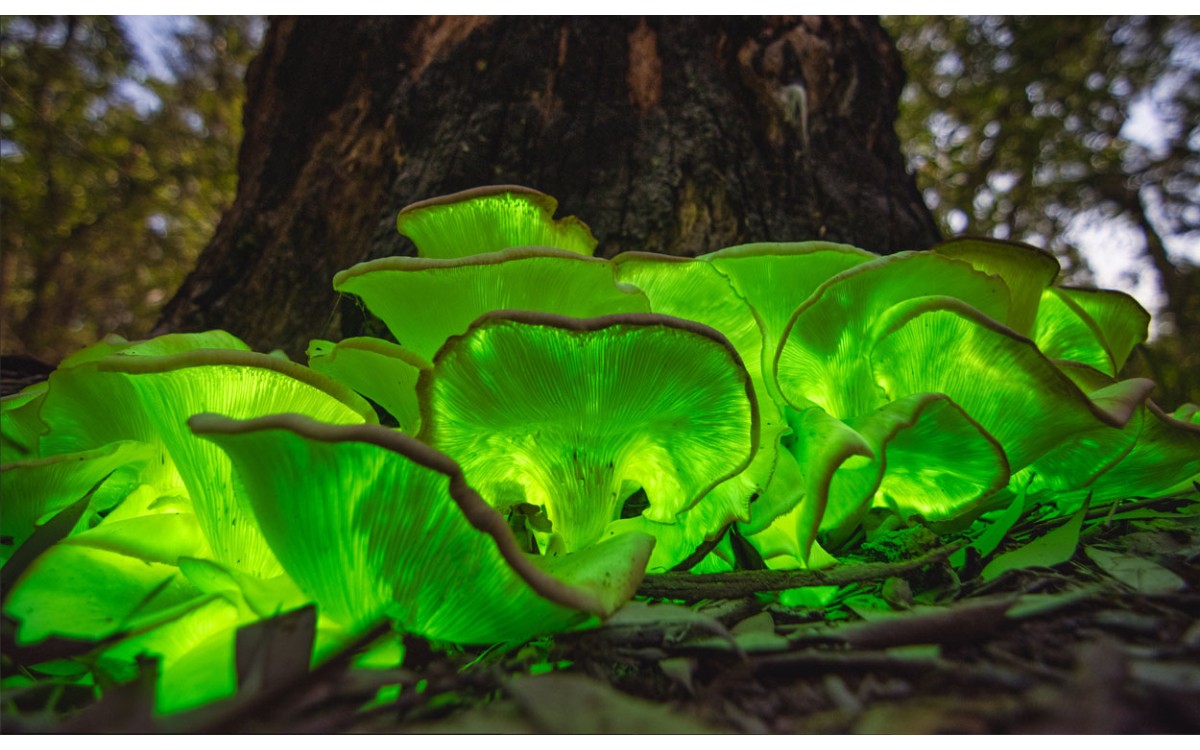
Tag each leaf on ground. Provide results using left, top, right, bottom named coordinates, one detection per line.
left=686, top=629, right=791, bottom=654
left=1101, top=504, right=1200, bottom=523
left=601, top=601, right=735, bottom=649
left=951, top=487, right=1027, bottom=569
left=505, top=673, right=721, bottom=733
left=1130, top=660, right=1200, bottom=693
left=684, top=611, right=788, bottom=653
left=980, top=494, right=1090, bottom=581
left=881, top=577, right=914, bottom=609
left=1084, top=547, right=1186, bottom=595
left=235, top=604, right=317, bottom=696
left=730, top=611, right=775, bottom=635
left=58, top=656, right=160, bottom=733
left=1121, top=528, right=1200, bottom=561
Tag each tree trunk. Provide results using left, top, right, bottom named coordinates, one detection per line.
left=155, top=16, right=939, bottom=356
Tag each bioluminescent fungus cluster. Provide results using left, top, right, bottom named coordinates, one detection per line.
left=3, top=186, right=1197, bottom=712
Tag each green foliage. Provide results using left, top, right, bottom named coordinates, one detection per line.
left=0, top=16, right=260, bottom=360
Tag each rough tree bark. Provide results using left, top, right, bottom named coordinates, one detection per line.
left=155, top=16, right=939, bottom=356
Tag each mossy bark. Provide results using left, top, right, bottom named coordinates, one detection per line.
left=156, top=16, right=938, bottom=356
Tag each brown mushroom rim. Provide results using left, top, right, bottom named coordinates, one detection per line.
left=333, top=246, right=616, bottom=288
left=397, top=184, right=557, bottom=217
left=700, top=241, right=878, bottom=261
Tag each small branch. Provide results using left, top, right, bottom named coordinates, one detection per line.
left=638, top=542, right=963, bottom=600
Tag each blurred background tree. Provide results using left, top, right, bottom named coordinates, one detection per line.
left=2, top=16, right=1196, bottom=403
left=0, top=16, right=261, bottom=360
left=885, top=15, right=1199, bottom=404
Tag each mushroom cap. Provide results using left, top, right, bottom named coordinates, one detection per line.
left=772, top=394, right=1009, bottom=557
left=34, top=347, right=377, bottom=577
left=191, top=413, right=656, bottom=644
left=610, top=252, right=799, bottom=565
left=776, top=251, right=1012, bottom=418
left=1033, top=286, right=1151, bottom=376
left=701, top=241, right=876, bottom=390
left=0, top=440, right=154, bottom=562
left=334, top=248, right=649, bottom=362
left=418, top=311, right=760, bottom=554
left=933, top=237, right=1060, bottom=337
left=396, top=185, right=598, bottom=259
left=307, top=337, right=429, bottom=432
left=871, top=297, right=1152, bottom=473
left=1018, top=363, right=1200, bottom=502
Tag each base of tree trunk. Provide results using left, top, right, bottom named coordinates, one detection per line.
left=157, top=16, right=937, bottom=356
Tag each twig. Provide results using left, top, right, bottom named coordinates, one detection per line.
left=637, top=542, right=963, bottom=600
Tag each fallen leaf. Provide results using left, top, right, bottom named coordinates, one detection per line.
left=1005, top=586, right=1100, bottom=619
left=235, top=604, right=318, bottom=695
left=952, top=487, right=1027, bottom=570
left=600, top=601, right=737, bottom=651
left=505, top=673, right=721, bottom=733
left=730, top=611, right=775, bottom=635
left=980, top=494, right=1090, bottom=581
left=1084, top=546, right=1186, bottom=595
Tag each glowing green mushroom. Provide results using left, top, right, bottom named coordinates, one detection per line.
left=396, top=185, right=598, bottom=259
left=1033, top=287, right=1151, bottom=376
left=933, top=237, right=1060, bottom=337
left=191, top=413, right=656, bottom=644
left=0, top=441, right=153, bottom=561
left=701, top=241, right=876, bottom=398
left=1, top=331, right=251, bottom=463
left=775, top=394, right=1010, bottom=554
left=775, top=251, right=1012, bottom=417
left=871, top=297, right=1152, bottom=472
left=33, top=347, right=377, bottom=577
left=762, top=248, right=1152, bottom=559
left=1018, top=360, right=1200, bottom=502
left=307, top=337, right=429, bottom=431
left=334, top=248, right=649, bottom=362
left=611, top=247, right=873, bottom=566
left=419, top=312, right=759, bottom=557
left=610, top=252, right=785, bottom=566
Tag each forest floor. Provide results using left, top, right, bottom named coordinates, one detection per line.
left=8, top=489, right=1196, bottom=734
